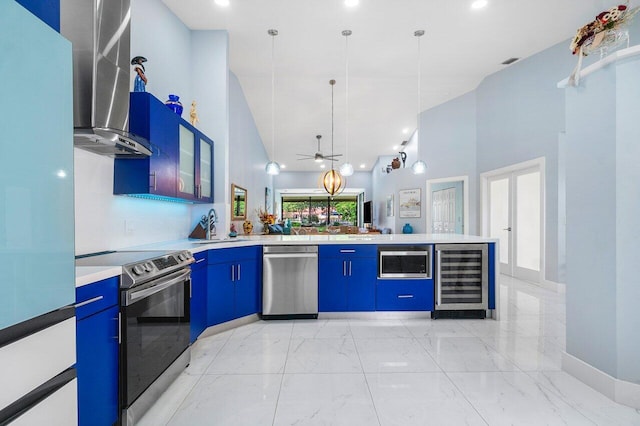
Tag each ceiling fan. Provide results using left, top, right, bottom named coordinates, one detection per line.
left=297, top=135, right=343, bottom=162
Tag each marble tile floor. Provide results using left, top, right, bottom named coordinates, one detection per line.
left=138, top=276, right=640, bottom=426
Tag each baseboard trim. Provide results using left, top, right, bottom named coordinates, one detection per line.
left=541, top=279, right=566, bottom=293
left=319, top=312, right=432, bottom=320
left=199, top=314, right=260, bottom=339
left=562, top=351, right=640, bottom=409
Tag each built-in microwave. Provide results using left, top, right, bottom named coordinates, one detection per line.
left=378, top=245, right=432, bottom=279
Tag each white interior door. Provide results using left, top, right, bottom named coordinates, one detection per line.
left=487, top=167, right=542, bottom=283
left=432, top=187, right=457, bottom=233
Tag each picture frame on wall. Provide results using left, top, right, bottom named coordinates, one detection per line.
left=386, top=194, right=394, bottom=217
left=265, top=187, right=272, bottom=214
left=399, top=188, right=421, bottom=218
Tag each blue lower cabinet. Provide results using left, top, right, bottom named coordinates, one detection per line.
left=207, top=247, right=262, bottom=325
left=76, top=277, right=119, bottom=426
left=234, top=258, right=260, bottom=318
left=76, top=305, right=119, bottom=426
left=319, top=253, right=376, bottom=312
left=190, top=253, right=208, bottom=342
left=207, top=262, right=235, bottom=325
left=376, top=279, right=434, bottom=311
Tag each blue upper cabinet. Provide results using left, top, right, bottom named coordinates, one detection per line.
left=114, top=92, right=214, bottom=203
left=177, top=121, right=214, bottom=203
left=15, top=0, right=60, bottom=32
left=0, top=0, right=74, bottom=329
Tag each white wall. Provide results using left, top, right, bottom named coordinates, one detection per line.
left=74, top=149, right=192, bottom=254
left=228, top=72, right=272, bottom=231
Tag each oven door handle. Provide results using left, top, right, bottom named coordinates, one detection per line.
left=124, top=269, right=191, bottom=306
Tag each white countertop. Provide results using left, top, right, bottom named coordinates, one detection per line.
left=76, top=266, right=122, bottom=288
left=75, top=233, right=497, bottom=287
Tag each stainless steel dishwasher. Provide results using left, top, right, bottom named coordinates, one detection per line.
left=262, top=245, right=318, bottom=319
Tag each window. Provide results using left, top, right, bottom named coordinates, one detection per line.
left=281, top=195, right=359, bottom=227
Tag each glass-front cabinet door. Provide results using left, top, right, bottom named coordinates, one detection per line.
left=178, top=124, right=196, bottom=199
left=199, top=136, right=213, bottom=201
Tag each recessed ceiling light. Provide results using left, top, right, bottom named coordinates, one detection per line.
left=345, top=0, right=359, bottom=7
left=281, top=164, right=286, bottom=169
left=392, top=145, right=399, bottom=150
left=320, top=164, right=326, bottom=169
left=471, top=0, right=487, bottom=9
left=214, top=0, right=230, bottom=7
left=402, top=128, right=409, bottom=134
left=359, top=164, right=366, bottom=168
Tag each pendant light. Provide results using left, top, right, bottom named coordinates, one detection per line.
left=411, top=29, right=427, bottom=174
left=339, top=30, right=354, bottom=177
left=322, top=80, right=345, bottom=196
left=265, top=29, right=281, bottom=175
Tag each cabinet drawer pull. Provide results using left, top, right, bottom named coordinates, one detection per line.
left=74, top=295, right=104, bottom=308
left=195, top=258, right=206, bottom=264
left=340, top=249, right=356, bottom=253
left=397, top=294, right=414, bottom=299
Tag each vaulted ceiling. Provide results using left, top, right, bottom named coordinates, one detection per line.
left=163, top=0, right=607, bottom=171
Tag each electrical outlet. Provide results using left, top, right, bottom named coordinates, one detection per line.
left=125, top=219, right=135, bottom=235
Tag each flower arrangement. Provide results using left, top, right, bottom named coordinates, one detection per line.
left=256, top=208, right=276, bottom=225
left=570, top=3, right=639, bottom=56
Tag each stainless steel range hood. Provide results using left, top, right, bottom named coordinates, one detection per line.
left=60, top=0, right=151, bottom=157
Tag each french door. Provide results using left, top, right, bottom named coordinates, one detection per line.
left=486, top=163, right=543, bottom=283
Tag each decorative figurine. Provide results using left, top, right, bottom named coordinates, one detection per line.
left=242, top=220, right=253, bottom=235
left=229, top=223, right=238, bottom=238
left=189, top=101, right=199, bottom=126
left=131, top=56, right=147, bottom=92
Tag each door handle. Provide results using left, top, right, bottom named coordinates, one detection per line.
left=231, top=264, right=235, bottom=282
left=343, top=260, right=347, bottom=277
left=150, top=172, right=157, bottom=191
left=348, top=261, right=352, bottom=277
left=503, top=227, right=512, bottom=231
left=237, top=263, right=241, bottom=281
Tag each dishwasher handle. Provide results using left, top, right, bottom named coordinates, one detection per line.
left=263, top=253, right=318, bottom=259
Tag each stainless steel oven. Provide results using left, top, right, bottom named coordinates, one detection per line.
left=76, top=250, right=194, bottom=425
left=378, top=245, right=432, bottom=279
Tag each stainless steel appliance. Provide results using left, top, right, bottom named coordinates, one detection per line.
left=60, top=0, right=152, bottom=157
left=262, top=246, right=318, bottom=319
left=378, top=245, right=432, bottom=279
left=76, top=250, right=194, bottom=425
left=433, top=243, right=488, bottom=319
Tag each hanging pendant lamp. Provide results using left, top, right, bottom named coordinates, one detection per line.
left=265, top=29, right=281, bottom=175
left=411, top=29, right=427, bottom=174
left=339, top=30, right=354, bottom=177
left=322, top=80, right=345, bottom=196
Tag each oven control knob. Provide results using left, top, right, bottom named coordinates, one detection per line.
left=178, top=253, right=186, bottom=261
left=144, top=262, right=154, bottom=272
left=132, top=264, right=145, bottom=275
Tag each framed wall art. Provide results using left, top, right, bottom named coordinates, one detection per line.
left=399, top=188, right=421, bottom=218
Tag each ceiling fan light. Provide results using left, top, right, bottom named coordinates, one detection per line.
left=411, top=160, right=427, bottom=174
left=339, top=162, right=354, bottom=176
left=265, top=161, right=281, bottom=175
left=315, top=157, right=324, bottom=163
left=322, top=169, right=345, bottom=196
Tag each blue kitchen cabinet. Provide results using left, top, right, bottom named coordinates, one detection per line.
left=15, top=0, right=60, bottom=32
left=177, top=123, right=214, bottom=203
left=190, top=251, right=208, bottom=342
left=76, top=277, right=119, bottom=426
left=114, top=92, right=214, bottom=203
left=318, top=245, right=376, bottom=312
left=207, top=247, right=261, bottom=325
left=114, top=92, right=178, bottom=199
left=376, top=279, right=434, bottom=311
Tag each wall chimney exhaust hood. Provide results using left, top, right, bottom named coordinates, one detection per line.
left=60, top=0, right=151, bottom=157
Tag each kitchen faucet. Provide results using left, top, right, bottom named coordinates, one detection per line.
left=206, top=208, right=218, bottom=239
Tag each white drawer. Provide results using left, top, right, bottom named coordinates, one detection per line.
left=0, top=318, right=76, bottom=410
left=11, top=379, right=77, bottom=426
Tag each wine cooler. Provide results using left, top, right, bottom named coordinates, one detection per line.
left=433, top=243, right=488, bottom=319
